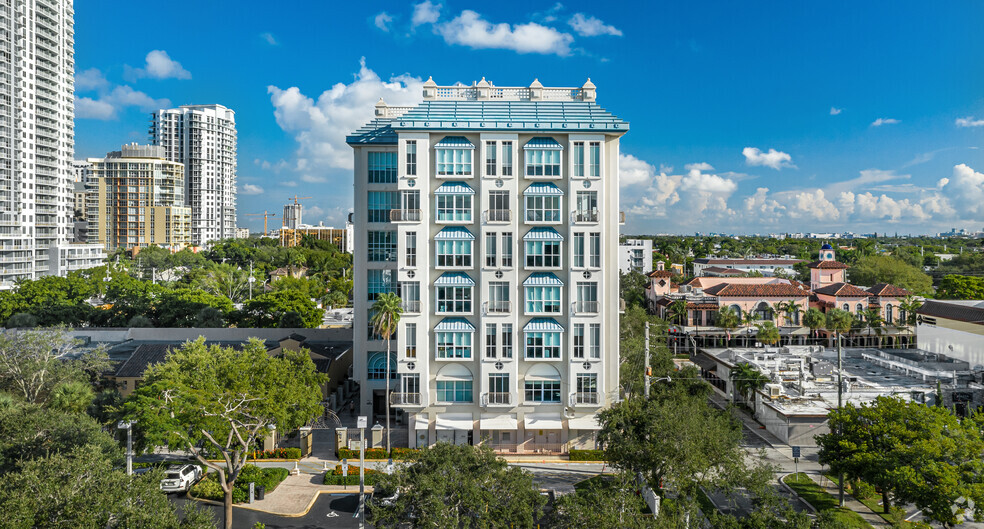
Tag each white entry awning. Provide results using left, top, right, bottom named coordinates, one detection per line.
left=480, top=414, right=518, bottom=430
left=567, top=415, right=602, bottom=430
left=413, top=413, right=429, bottom=431
left=435, top=413, right=474, bottom=431
left=524, top=413, right=563, bottom=430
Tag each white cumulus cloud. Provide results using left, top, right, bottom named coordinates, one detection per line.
left=75, top=68, right=108, bottom=91
left=437, top=10, right=573, bottom=55
left=742, top=147, right=796, bottom=170
left=75, top=86, right=171, bottom=120
left=374, top=12, right=394, bottom=32
left=260, top=32, right=278, bottom=45
left=871, top=118, right=900, bottom=127
left=412, top=1, right=441, bottom=26
left=567, top=13, right=622, bottom=37
left=241, top=184, right=264, bottom=195
left=939, top=164, right=984, bottom=217
left=684, top=162, right=714, bottom=172
left=125, top=50, right=191, bottom=81
left=830, top=107, right=843, bottom=115
left=956, top=116, right=984, bottom=128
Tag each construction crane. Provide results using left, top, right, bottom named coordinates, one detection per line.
left=246, top=211, right=277, bottom=236
left=287, top=195, right=313, bottom=205
left=282, top=195, right=313, bottom=231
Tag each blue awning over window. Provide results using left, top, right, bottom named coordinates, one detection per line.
left=435, top=318, right=476, bottom=332
left=435, top=227, right=475, bottom=240
left=434, top=181, right=475, bottom=195
left=523, top=182, right=564, bottom=196
left=523, top=227, right=564, bottom=241
left=523, top=137, right=563, bottom=150
left=435, top=136, right=475, bottom=149
left=523, top=318, right=565, bottom=332
left=523, top=273, right=564, bottom=287
left=434, top=273, right=475, bottom=287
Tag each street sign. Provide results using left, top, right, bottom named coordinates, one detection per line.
left=342, top=459, right=348, bottom=477
left=357, top=415, right=368, bottom=429
left=792, top=446, right=801, bottom=458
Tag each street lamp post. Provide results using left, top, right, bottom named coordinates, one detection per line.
left=357, top=415, right=367, bottom=529
left=118, top=420, right=136, bottom=475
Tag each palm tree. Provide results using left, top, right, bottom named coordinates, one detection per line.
left=730, top=362, right=770, bottom=406
left=863, top=307, right=885, bottom=348
left=668, top=299, right=688, bottom=326
left=772, top=301, right=788, bottom=326
left=370, top=292, right=403, bottom=454
left=803, top=308, right=826, bottom=345
left=785, top=300, right=803, bottom=327
left=757, top=321, right=781, bottom=348
left=824, top=307, right=853, bottom=506
left=741, top=309, right=757, bottom=347
left=716, top=307, right=740, bottom=346
left=899, top=295, right=922, bottom=330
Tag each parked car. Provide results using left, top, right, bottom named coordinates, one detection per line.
left=160, top=464, right=202, bottom=493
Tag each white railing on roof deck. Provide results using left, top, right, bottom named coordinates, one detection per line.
left=427, top=85, right=587, bottom=102
left=380, top=106, right=414, bottom=118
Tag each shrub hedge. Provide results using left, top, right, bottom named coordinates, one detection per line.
left=336, top=447, right=420, bottom=460
left=190, top=464, right=290, bottom=503
left=249, top=447, right=302, bottom=460
left=322, top=465, right=382, bottom=486
left=569, top=449, right=605, bottom=461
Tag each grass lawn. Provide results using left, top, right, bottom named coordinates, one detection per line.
left=783, top=473, right=873, bottom=529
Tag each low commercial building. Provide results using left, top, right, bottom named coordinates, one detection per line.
left=693, top=257, right=803, bottom=277
left=47, top=243, right=107, bottom=276
left=618, top=239, right=653, bottom=274
left=917, top=300, right=984, bottom=369
left=278, top=224, right=351, bottom=253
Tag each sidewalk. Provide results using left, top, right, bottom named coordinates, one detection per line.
left=808, top=473, right=890, bottom=528
left=220, top=472, right=374, bottom=517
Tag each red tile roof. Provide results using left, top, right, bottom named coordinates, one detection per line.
left=867, top=283, right=912, bottom=297
left=702, top=266, right=746, bottom=275
left=807, top=260, right=849, bottom=269
left=695, top=258, right=804, bottom=265
left=703, top=283, right=810, bottom=297
left=648, top=270, right=674, bottom=278
left=813, top=282, right=870, bottom=297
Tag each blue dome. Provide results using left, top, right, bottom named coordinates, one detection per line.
left=820, top=243, right=833, bottom=250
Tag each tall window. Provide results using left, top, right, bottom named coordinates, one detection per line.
left=525, top=194, right=561, bottom=223
left=576, top=373, right=598, bottom=403
left=856, top=303, right=864, bottom=314
left=525, top=286, right=561, bottom=314
left=367, top=352, right=397, bottom=380
left=886, top=304, right=894, bottom=324
left=589, top=324, right=601, bottom=359
left=367, top=269, right=395, bottom=301
left=368, top=151, right=397, bottom=183
left=436, top=332, right=472, bottom=359
left=589, top=232, right=601, bottom=268
left=575, top=191, right=598, bottom=222
left=572, top=141, right=585, bottom=177
left=401, top=373, right=420, bottom=397
left=525, top=380, right=561, bottom=403
left=525, top=149, right=561, bottom=176
left=502, top=141, right=513, bottom=176
left=405, top=232, right=417, bottom=267
left=436, top=194, right=472, bottom=222
left=398, top=190, right=420, bottom=221
left=405, top=323, right=417, bottom=358
left=436, top=149, right=472, bottom=176
left=502, top=324, right=513, bottom=358
left=573, top=323, right=585, bottom=358
left=488, top=282, right=510, bottom=313
left=576, top=282, right=599, bottom=313
left=488, top=191, right=509, bottom=222
left=368, top=191, right=398, bottom=223
left=436, top=239, right=472, bottom=268
left=437, top=380, right=472, bottom=402
left=485, top=141, right=497, bottom=176
left=588, top=142, right=601, bottom=177
left=488, top=373, right=509, bottom=401
left=437, top=286, right=472, bottom=313
left=486, top=323, right=497, bottom=358
left=485, top=232, right=497, bottom=267
left=398, top=281, right=420, bottom=312
left=405, top=140, right=417, bottom=176
left=526, top=332, right=561, bottom=359
left=573, top=233, right=585, bottom=268
left=525, top=240, right=561, bottom=268
left=367, top=231, right=397, bottom=262
left=502, top=232, right=513, bottom=267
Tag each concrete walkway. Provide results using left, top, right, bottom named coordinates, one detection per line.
left=807, top=473, right=890, bottom=528
left=229, top=472, right=375, bottom=517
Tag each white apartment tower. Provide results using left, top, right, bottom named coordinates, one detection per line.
left=150, top=104, right=237, bottom=246
left=0, top=0, right=77, bottom=288
left=347, top=78, right=627, bottom=452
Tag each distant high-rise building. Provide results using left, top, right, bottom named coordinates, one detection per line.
left=283, top=202, right=302, bottom=229
left=0, top=1, right=107, bottom=288
left=86, top=143, right=191, bottom=251
left=72, top=160, right=91, bottom=183
left=150, top=104, right=237, bottom=246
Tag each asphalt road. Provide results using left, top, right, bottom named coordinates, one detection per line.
left=174, top=493, right=365, bottom=529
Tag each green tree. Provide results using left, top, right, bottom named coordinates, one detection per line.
left=899, top=295, right=922, bottom=327
left=48, top=380, right=95, bottom=414
left=369, top=443, right=546, bottom=528
left=848, top=255, right=933, bottom=295
left=619, top=305, right=671, bottom=397
left=620, top=271, right=650, bottom=308
left=716, top=307, right=741, bottom=346
left=668, top=299, right=688, bottom=325
left=370, top=292, right=402, bottom=454
left=550, top=472, right=656, bottom=528
left=5, top=313, right=36, bottom=328
left=730, top=362, right=770, bottom=406
left=154, top=288, right=234, bottom=327
left=0, top=403, right=121, bottom=472
left=0, top=445, right=214, bottom=529
left=741, top=309, right=757, bottom=346
left=862, top=307, right=885, bottom=346
left=0, top=328, right=109, bottom=405
left=937, top=274, right=984, bottom=299
left=195, top=306, right=226, bottom=328
left=238, top=290, right=323, bottom=328
left=817, top=397, right=984, bottom=526
left=128, top=315, right=154, bottom=327
left=123, top=338, right=326, bottom=529
left=198, top=262, right=251, bottom=303
left=803, top=308, right=826, bottom=343
left=756, top=321, right=780, bottom=346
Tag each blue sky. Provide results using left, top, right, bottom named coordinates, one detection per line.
left=75, top=1, right=984, bottom=235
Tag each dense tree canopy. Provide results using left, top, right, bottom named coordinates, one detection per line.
left=236, top=289, right=323, bottom=328
left=937, top=274, right=984, bottom=299
left=848, top=255, right=933, bottom=294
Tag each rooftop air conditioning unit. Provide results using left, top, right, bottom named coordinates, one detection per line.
left=679, top=285, right=692, bottom=293
left=765, top=383, right=783, bottom=398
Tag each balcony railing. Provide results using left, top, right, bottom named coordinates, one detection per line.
left=572, top=210, right=599, bottom=223
left=390, top=209, right=421, bottom=222
left=401, top=300, right=421, bottom=314
left=484, top=300, right=512, bottom=314
left=571, top=392, right=600, bottom=405
left=482, top=392, right=512, bottom=406
left=572, top=301, right=600, bottom=314
left=390, top=392, right=422, bottom=406
left=484, top=209, right=511, bottom=223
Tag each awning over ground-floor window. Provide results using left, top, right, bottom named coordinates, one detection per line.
left=567, top=415, right=601, bottom=430
left=480, top=414, right=518, bottom=430
left=435, top=413, right=474, bottom=430
left=524, top=413, right=562, bottom=430
left=413, top=413, right=429, bottom=430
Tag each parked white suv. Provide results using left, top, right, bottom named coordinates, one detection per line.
left=160, top=464, right=202, bottom=493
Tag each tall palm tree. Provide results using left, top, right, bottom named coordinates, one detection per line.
left=785, top=300, right=803, bottom=327
left=370, top=292, right=402, bottom=454
left=668, top=299, right=688, bottom=326
left=730, top=362, right=770, bottom=406
left=772, top=301, right=788, bottom=326
left=716, top=307, right=740, bottom=346
left=757, top=321, right=781, bottom=348
left=803, top=308, right=826, bottom=346
left=825, top=307, right=853, bottom=506
left=863, top=307, right=885, bottom=348
left=741, top=309, right=757, bottom=347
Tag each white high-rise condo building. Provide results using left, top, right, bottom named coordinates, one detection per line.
left=0, top=0, right=106, bottom=288
left=150, top=104, right=237, bottom=246
left=348, top=78, right=627, bottom=453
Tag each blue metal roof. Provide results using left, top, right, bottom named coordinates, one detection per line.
left=434, top=136, right=475, bottom=148
left=434, top=181, right=475, bottom=195
left=434, top=227, right=475, bottom=240
left=523, top=227, right=564, bottom=241
left=523, top=318, right=565, bottom=333
left=523, top=273, right=564, bottom=287
left=523, top=182, right=564, bottom=196
left=345, top=118, right=398, bottom=145
left=435, top=318, right=476, bottom=332
left=524, top=137, right=563, bottom=150
left=434, top=272, right=475, bottom=287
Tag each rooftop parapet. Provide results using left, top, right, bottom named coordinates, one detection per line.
left=421, top=76, right=597, bottom=102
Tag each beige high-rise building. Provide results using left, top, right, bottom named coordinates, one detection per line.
left=86, top=143, right=191, bottom=251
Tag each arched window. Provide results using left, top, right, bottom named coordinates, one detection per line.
left=754, top=301, right=773, bottom=321
left=368, top=352, right=397, bottom=380
left=856, top=303, right=864, bottom=314
left=729, top=304, right=742, bottom=315
left=885, top=304, right=894, bottom=323
left=436, top=364, right=474, bottom=403
left=525, top=364, right=562, bottom=403
left=843, top=303, right=850, bottom=312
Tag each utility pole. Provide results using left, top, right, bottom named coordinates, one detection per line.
left=248, top=260, right=255, bottom=300
left=837, top=330, right=845, bottom=507
left=358, top=415, right=367, bottom=529
left=118, top=420, right=135, bottom=475
left=644, top=321, right=651, bottom=398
